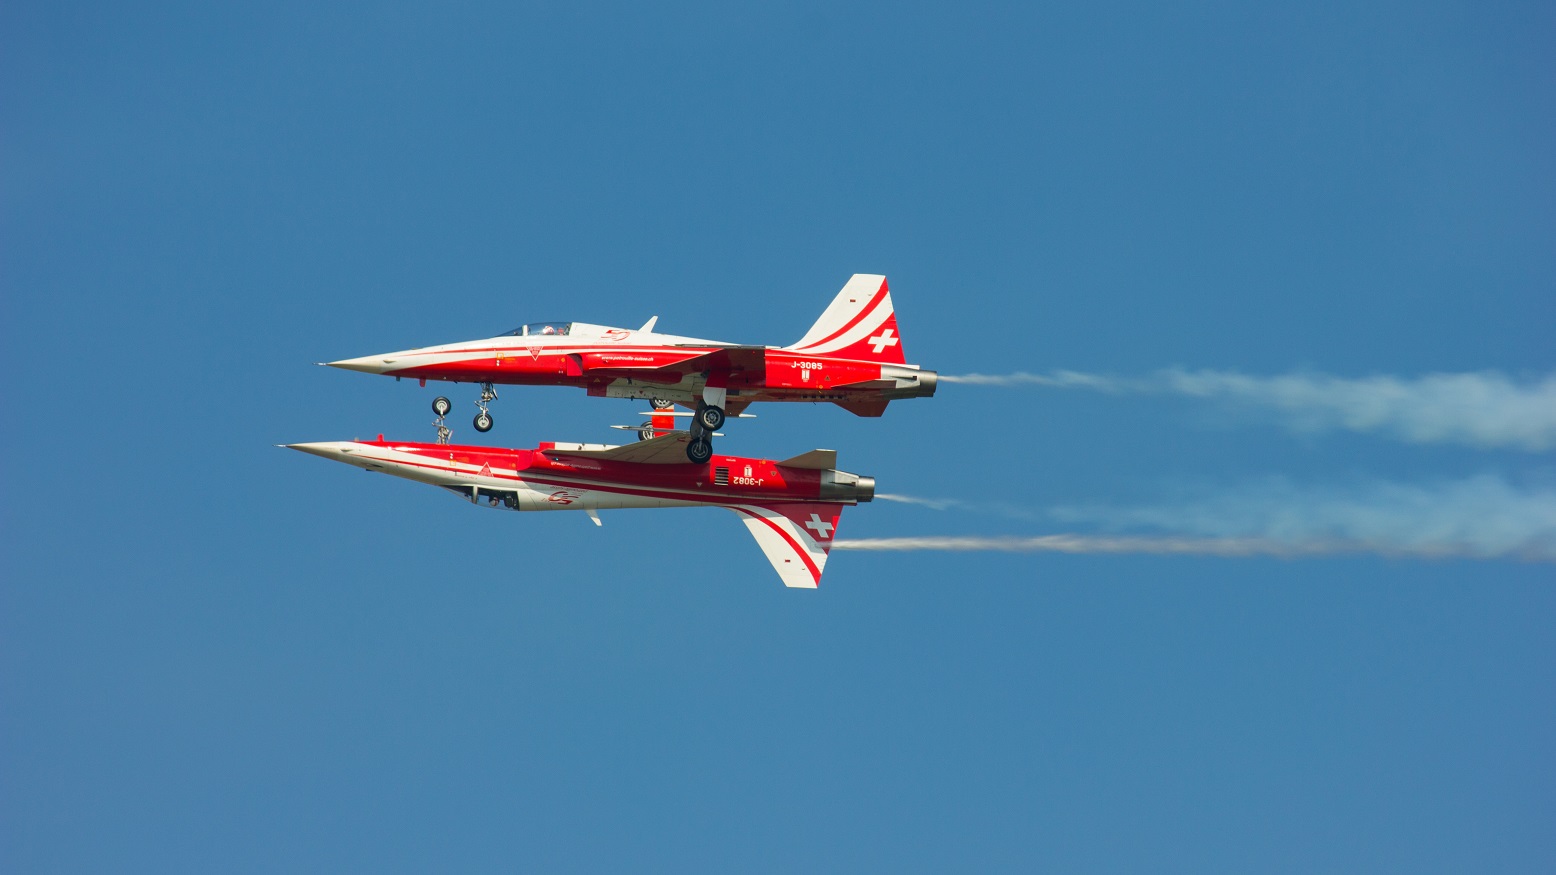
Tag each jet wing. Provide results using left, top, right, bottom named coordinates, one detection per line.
left=664, top=345, right=769, bottom=374
left=777, top=449, right=837, bottom=470
left=571, top=345, right=768, bottom=384
left=542, top=432, right=692, bottom=465
left=725, top=502, right=844, bottom=588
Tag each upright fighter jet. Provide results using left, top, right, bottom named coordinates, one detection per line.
left=324, top=274, right=936, bottom=462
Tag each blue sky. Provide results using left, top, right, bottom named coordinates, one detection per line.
left=3, top=2, right=1553, bottom=871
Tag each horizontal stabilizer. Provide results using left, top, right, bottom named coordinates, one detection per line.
left=777, top=449, right=837, bottom=470
left=726, top=502, right=844, bottom=588
left=834, top=398, right=890, bottom=417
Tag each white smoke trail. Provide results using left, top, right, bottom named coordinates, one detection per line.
left=876, top=493, right=966, bottom=510
left=851, top=475, right=1556, bottom=561
left=940, top=370, right=1131, bottom=390
left=877, top=492, right=1043, bottom=521
left=940, top=369, right=1556, bottom=450
left=1053, top=474, right=1556, bottom=559
left=834, top=534, right=1413, bottom=558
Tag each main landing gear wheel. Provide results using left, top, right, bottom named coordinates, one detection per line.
left=687, top=413, right=713, bottom=460
left=472, top=382, right=498, bottom=433
left=432, top=396, right=452, bottom=417
left=696, top=404, right=725, bottom=431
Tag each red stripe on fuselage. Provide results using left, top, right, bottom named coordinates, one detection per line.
left=350, top=451, right=827, bottom=506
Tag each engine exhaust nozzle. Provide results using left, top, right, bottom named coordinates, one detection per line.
left=854, top=476, right=876, bottom=502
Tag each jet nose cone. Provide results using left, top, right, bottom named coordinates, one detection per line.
left=284, top=442, right=352, bottom=459
left=325, top=355, right=398, bottom=374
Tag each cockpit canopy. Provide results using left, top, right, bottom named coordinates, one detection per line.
left=502, top=321, right=572, bottom=337
left=498, top=321, right=624, bottom=338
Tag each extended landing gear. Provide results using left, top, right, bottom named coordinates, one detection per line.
left=431, top=396, right=453, bottom=445
left=473, top=382, right=497, bottom=433
left=686, top=401, right=718, bottom=463
left=685, top=384, right=727, bottom=462
left=695, top=404, right=725, bottom=432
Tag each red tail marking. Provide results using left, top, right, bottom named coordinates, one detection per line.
left=733, top=507, right=823, bottom=584
left=798, top=278, right=891, bottom=350
left=814, top=311, right=906, bottom=365
left=651, top=406, right=676, bottom=437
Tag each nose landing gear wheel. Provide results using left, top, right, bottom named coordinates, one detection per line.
left=432, top=396, right=453, bottom=444
left=686, top=437, right=713, bottom=464
left=696, top=404, right=725, bottom=432
left=474, top=411, right=494, bottom=432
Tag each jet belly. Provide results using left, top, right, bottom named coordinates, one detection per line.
left=508, top=481, right=701, bottom=512
left=339, top=448, right=684, bottom=512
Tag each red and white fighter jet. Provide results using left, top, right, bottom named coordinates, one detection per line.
left=325, top=274, right=936, bottom=462
left=285, top=431, right=874, bottom=589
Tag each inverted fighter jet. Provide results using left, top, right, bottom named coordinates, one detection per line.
left=284, top=432, right=875, bottom=589
left=325, top=274, right=936, bottom=462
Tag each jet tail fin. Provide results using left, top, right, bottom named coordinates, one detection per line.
left=784, top=274, right=906, bottom=365
left=726, top=503, right=843, bottom=588
left=650, top=404, right=676, bottom=437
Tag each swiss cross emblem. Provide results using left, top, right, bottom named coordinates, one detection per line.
left=803, top=513, right=834, bottom=539
left=867, top=328, right=898, bottom=354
